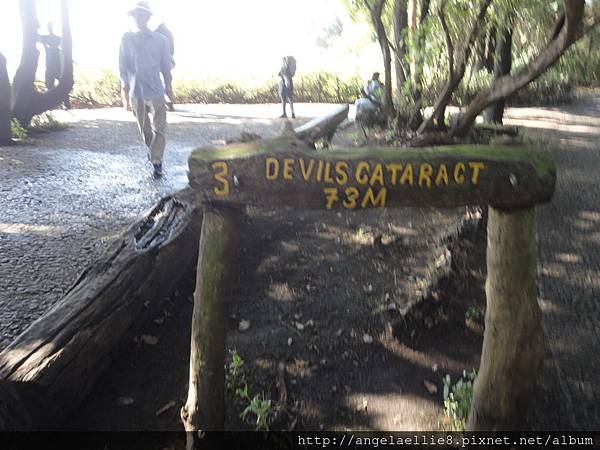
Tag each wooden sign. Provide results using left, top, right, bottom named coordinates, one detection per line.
left=189, top=137, right=555, bottom=209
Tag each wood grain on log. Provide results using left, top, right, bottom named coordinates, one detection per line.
left=189, top=140, right=555, bottom=209
left=0, top=189, right=202, bottom=430
left=467, top=207, right=544, bottom=430
left=181, top=206, right=240, bottom=432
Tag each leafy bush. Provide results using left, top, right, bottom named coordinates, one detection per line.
left=30, top=112, right=69, bottom=132
left=10, top=119, right=28, bottom=140
left=443, top=369, right=477, bottom=431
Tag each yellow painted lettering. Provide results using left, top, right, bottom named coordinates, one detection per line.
left=369, top=163, right=385, bottom=187
left=355, top=162, right=370, bottom=185
left=419, top=163, right=433, bottom=188
left=324, top=188, right=339, bottom=209
left=361, top=187, right=387, bottom=208
left=265, top=158, right=279, bottom=181
left=299, top=159, right=315, bottom=181
left=283, top=159, right=295, bottom=180
left=400, top=163, right=414, bottom=186
left=316, top=160, right=324, bottom=182
left=469, top=162, right=485, bottom=185
left=335, top=162, right=349, bottom=186
left=386, top=164, right=403, bottom=186
left=324, top=162, right=335, bottom=183
left=454, top=163, right=466, bottom=184
left=212, top=161, right=229, bottom=196
left=435, top=164, right=449, bottom=186
left=343, top=187, right=360, bottom=209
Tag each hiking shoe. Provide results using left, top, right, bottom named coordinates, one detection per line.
left=153, top=163, right=163, bottom=177
left=279, top=113, right=287, bottom=118
left=291, top=113, right=296, bottom=119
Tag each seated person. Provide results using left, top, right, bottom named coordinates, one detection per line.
left=355, top=72, right=386, bottom=128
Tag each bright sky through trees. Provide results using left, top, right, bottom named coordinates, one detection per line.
left=0, top=0, right=380, bottom=82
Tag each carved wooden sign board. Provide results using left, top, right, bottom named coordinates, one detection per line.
left=189, top=139, right=556, bottom=209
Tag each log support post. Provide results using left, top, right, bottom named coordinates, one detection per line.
left=467, top=206, right=544, bottom=430
left=181, top=204, right=240, bottom=434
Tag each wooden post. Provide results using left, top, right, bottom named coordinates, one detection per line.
left=181, top=205, right=240, bottom=433
left=467, top=206, right=544, bottom=430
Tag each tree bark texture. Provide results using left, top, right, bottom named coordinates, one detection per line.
left=367, top=0, right=396, bottom=118
left=454, top=0, right=585, bottom=136
left=467, top=206, right=544, bottom=430
left=392, top=0, right=409, bottom=93
left=12, top=0, right=73, bottom=127
left=181, top=206, right=240, bottom=432
left=0, top=190, right=202, bottom=430
left=0, top=52, right=11, bottom=144
left=484, top=25, right=513, bottom=124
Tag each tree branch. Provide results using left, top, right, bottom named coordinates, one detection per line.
left=438, top=1, right=454, bottom=77
left=453, top=0, right=585, bottom=136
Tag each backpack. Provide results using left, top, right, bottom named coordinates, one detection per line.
left=284, top=56, right=296, bottom=77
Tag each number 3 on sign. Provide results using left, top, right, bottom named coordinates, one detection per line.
left=212, top=162, right=230, bottom=196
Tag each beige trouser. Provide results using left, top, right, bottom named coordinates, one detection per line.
left=131, top=97, right=167, bottom=165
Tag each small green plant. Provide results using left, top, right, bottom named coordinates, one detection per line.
left=241, top=393, right=273, bottom=432
left=465, top=307, right=479, bottom=322
left=10, top=119, right=28, bottom=140
left=443, top=369, right=477, bottom=431
left=226, top=350, right=275, bottom=431
left=30, top=112, right=69, bottom=132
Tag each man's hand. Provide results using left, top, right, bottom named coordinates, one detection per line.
left=165, top=85, right=174, bottom=100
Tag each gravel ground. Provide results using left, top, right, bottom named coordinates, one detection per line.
left=0, top=103, right=340, bottom=349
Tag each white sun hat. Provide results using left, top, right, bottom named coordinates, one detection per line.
left=128, top=1, right=153, bottom=16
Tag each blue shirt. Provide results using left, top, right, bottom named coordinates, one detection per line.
left=119, top=30, right=172, bottom=100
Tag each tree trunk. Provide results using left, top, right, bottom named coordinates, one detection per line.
left=181, top=206, right=240, bottom=433
left=404, top=0, right=430, bottom=129
left=483, top=25, right=513, bottom=124
left=467, top=206, right=544, bottom=430
left=453, top=0, right=585, bottom=136
left=392, top=0, right=409, bottom=93
left=0, top=52, right=11, bottom=144
left=12, top=0, right=73, bottom=127
left=368, top=0, right=396, bottom=118
left=0, top=191, right=202, bottom=430
left=418, top=0, right=492, bottom=134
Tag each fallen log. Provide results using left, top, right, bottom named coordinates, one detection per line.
left=0, top=189, right=202, bottom=430
left=294, top=104, right=349, bottom=145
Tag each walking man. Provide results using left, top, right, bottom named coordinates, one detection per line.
left=119, top=1, right=173, bottom=177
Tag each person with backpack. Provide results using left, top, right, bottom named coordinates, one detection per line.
left=278, top=56, right=296, bottom=119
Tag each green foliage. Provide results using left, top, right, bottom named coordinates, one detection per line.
left=443, top=369, right=477, bottom=431
left=30, top=112, right=69, bottom=132
left=69, top=70, right=363, bottom=107
left=10, top=119, right=27, bottom=140
left=465, top=306, right=479, bottom=322
left=70, top=69, right=122, bottom=108
left=241, top=393, right=273, bottom=432
left=226, top=350, right=276, bottom=431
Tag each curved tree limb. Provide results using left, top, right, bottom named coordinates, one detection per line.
left=453, top=0, right=585, bottom=137
left=418, top=0, right=493, bottom=134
